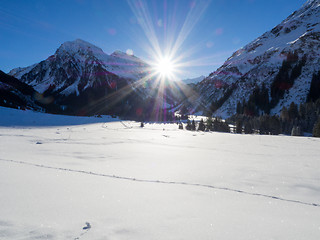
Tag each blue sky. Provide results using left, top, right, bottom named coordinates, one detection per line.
left=0, top=0, right=306, bottom=79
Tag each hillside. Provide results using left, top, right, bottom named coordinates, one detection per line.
left=197, top=0, right=320, bottom=118
left=0, top=70, right=61, bottom=112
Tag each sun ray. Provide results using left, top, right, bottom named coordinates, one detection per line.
left=128, top=0, right=215, bottom=83
left=124, top=0, right=220, bottom=120
left=170, top=1, right=211, bottom=59
left=127, top=0, right=162, bottom=60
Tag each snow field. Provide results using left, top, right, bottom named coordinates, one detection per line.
left=0, top=107, right=320, bottom=239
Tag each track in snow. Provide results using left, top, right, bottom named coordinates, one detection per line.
left=74, top=222, right=91, bottom=240
left=1, top=158, right=319, bottom=208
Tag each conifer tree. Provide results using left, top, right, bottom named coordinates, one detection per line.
left=244, top=121, right=254, bottom=134
left=186, top=119, right=192, bottom=130
left=206, top=117, right=213, bottom=131
left=269, top=116, right=281, bottom=135
left=291, top=126, right=302, bottom=136
left=236, top=102, right=243, bottom=114
left=307, top=71, right=320, bottom=103
left=288, top=102, right=299, bottom=120
left=299, top=103, right=306, bottom=120
left=198, top=119, right=205, bottom=131
left=313, top=118, right=320, bottom=137
left=213, top=118, right=230, bottom=133
left=191, top=119, right=196, bottom=131
left=235, top=119, right=243, bottom=134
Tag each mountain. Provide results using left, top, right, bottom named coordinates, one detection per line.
left=0, top=70, right=62, bottom=113
left=181, top=76, right=205, bottom=85
left=0, top=70, right=39, bottom=110
left=9, top=39, right=149, bottom=96
left=8, top=39, right=154, bottom=117
left=197, top=0, right=320, bottom=118
left=8, top=39, right=183, bottom=120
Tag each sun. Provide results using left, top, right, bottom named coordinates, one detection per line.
left=155, top=56, right=175, bottom=79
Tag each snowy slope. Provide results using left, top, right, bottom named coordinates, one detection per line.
left=198, top=0, right=320, bottom=117
left=0, top=107, right=320, bottom=239
left=9, top=39, right=150, bottom=95
left=182, top=75, right=205, bottom=84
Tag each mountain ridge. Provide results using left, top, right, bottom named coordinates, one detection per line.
left=7, top=39, right=184, bottom=119
left=7, top=39, right=154, bottom=116
left=9, top=39, right=150, bottom=96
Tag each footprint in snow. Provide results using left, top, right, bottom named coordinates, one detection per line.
left=83, top=222, right=91, bottom=230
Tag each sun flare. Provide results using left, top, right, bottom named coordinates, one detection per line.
left=154, top=56, right=176, bottom=79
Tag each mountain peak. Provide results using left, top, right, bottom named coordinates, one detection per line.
left=111, top=50, right=127, bottom=56
left=110, top=50, right=142, bottom=63
left=9, top=39, right=149, bottom=95
left=111, top=50, right=136, bottom=58
left=57, top=39, right=104, bottom=55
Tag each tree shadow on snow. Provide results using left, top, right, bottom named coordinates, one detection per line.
left=0, top=107, right=120, bottom=127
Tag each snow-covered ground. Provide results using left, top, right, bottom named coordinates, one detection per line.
left=0, top=107, right=320, bottom=240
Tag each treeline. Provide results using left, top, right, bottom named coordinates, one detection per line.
left=307, top=70, right=320, bottom=102
left=236, top=83, right=270, bottom=116
left=209, top=85, right=236, bottom=115
left=232, top=51, right=320, bottom=137
left=230, top=100, right=320, bottom=137
left=180, top=117, right=230, bottom=133
left=236, top=52, right=307, bottom=117
left=270, top=52, right=306, bottom=108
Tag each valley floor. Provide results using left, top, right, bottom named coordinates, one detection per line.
left=0, top=107, right=320, bottom=240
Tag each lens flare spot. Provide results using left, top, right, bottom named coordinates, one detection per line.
left=108, top=28, right=117, bottom=36
left=136, top=108, right=143, bottom=116
left=126, top=49, right=134, bottom=55
left=206, top=41, right=214, bottom=48
left=157, top=19, right=163, bottom=27
left=215, top=28, right=223, bottom=36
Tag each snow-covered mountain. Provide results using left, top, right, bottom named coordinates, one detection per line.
left=182, top=76, right=205, bottom=85
left=8, top=39, right=159, bottom=116
left=9, top=39, right=149, bottom=96
left=197, top=0, right=320, bottom=117
left=8, top=39, right=183, bottom=118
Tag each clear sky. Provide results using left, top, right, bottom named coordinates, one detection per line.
left=0, top=0, right=306, bottom=79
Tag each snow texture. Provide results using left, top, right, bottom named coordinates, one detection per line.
left=0, top=106, right=320, bottom=239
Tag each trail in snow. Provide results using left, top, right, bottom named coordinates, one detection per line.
left=74, top=222, right=91, bottom=240
left=119, top=121, right=133, bottom=129
left=1, top=158, right=319, bottom=208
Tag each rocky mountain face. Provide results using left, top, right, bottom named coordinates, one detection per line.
left=8, top=40, right=155, bottom=117
left=197, top=0, right=320, bottom=118
left=9, top=39, right=149, bottom=96
left=8, top=39, right=186, bottom=120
